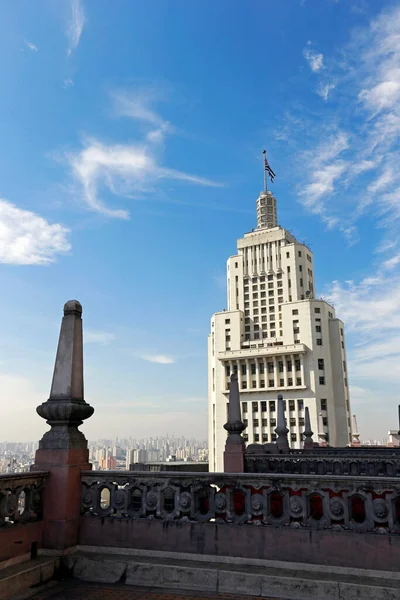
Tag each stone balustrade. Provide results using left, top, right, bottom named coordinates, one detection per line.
left=244, top=452, right=400, bottom=477
left=81, top=470, right=400, bottom=535
left=0, top=472, right=48, bottom=528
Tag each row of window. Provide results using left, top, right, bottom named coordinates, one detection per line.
left=235, top=378, right=303, bottom=389
left=245, top=433, right=299, bottom=442
left=245, top=417, right=305, bottom=427
left=242, top=399, right=304, bottom=412
left=226, top=360, right=302, bottom=377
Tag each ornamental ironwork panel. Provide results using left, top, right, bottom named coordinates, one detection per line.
left=0, top=472, right=48, bottom=528
left=81, top=471, right=400, bottom=535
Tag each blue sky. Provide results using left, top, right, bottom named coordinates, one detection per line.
left=1, top=0, right=399, bottom=442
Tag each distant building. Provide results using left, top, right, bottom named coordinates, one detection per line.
left=208, top=187, right=352, bottom=471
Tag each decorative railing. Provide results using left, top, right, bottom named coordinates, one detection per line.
left=244, top=452, right=400, bottom=477
left=81, top=471, right=400, bottom=534
left=0, top=472, right=48, bottom=528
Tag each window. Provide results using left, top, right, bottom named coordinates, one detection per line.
left=244, top=294, right=249, bottom=301
left=278, top=361, right=284, bottom=372
left=252, top=381, right=257, bottom=389
left=253, top=419, right=259, bottom=427
left=252, top=402, right=258, bottom=412
left=271, top=433, right=277, bottom=441
left=288, top=266, right=291, bottom=273
left=226, top=365, right=230, bottom=376
left=341, top=341, right=344, bottom=349
left=315, top=308, right=321, bottom=314
left=245, top=310, right=250, bottom=317
left=343, top=361, right=346, bottom=372
left=260, top=284, right=265, bottom=290
left=280, top=378, right=284, bottom=386
left=316, top=339, right=323, bottom=346
left=243, top=419, right=248, bottom=427
left=288, top=378, right=293, bottom=386
left=261, top=300, right=266, bottom=307
left=241, top=364, right=246, bottom=376
left=245, top=325, right=250, bottom=332
left=268, top=282, right=273, bottom=289
left=296, top=377, right=302, bottom=386
left=266, top=362, right=273, bottom=374
left=269, top=290, right=274, bottom=297
left=321, top=399, right=327, bottom=410
left=323, top=417, right=328, bottom=426
left=341, top=328, right=344, bottom=336
left=254, top=332, right=260, bottom=340
left=277, top=273, right=282, bottom=279
left=243, top=434, right=248, bottom=441
left=269, top=298, right=275, bottom=305
left=318, top=359, right=324, bottom=370
left=252, top=278, right=257, bottom=283
left=254, top=434, right=260, bottom=442
left=295, top=360, right=301, bottom=371
left=251, top=363, right=256, bottom=375
left=328, top=311, right=333, bottom=318
left=299, top=265, right=302, bottom=272
left=293, top=327, right=300, bottom=334
left=225, top=318, right=230, bottom=324
left=262, top=315, right=267, bottom=322
left=260, top=292, right=266, bottom=298
left=253, top=293, right=258, bottom=299
left=268, top=274, right=273, bottom=281
left=254, top=308, right=259, bottom=314
left=291, top=433, right=297, bottom=442
left=287, top=360, right=292, bottom=372
left=298, top=399, right=304, bottom=410
left=307, top=254, right=312, bottom=262
left=269, top=379, right=274, bottom=387
left=286, top=252, right=290, bottom=258
left=270, top=322, right=276, bottom=329
left=289, top=400, right=295, bottom=411
left=262, top=433, right=268, bottom=442
left=270, top=401, right=276, bottom=412
left=316, top=325, right=321, bottom=333
left=290, top=418, right=296, bottom=426
left=245, top=334, right=250, bottom=340
left=270, top=331, right=276, bottom=337
left=299, top=417, right=305, bottom=426
left=225, top=335, right=231, bottom=341
left=242, top=381, right=247, bottom=389
left=260, top=276, right=265, bottom=282
left=300, top=278, right=303, bottom=287
left=235, top=262, right=238, bottom=268
left=298, top=251, right=302, bottom=257
left=292, top=309, right=299, bottom=315
left=319, top=376, right=325, bottom=385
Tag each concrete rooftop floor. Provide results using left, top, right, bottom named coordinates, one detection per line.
left=28, top=581, right=282, bottom=600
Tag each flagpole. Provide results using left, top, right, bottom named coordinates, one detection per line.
left=262, top=150, right=267, bottom=192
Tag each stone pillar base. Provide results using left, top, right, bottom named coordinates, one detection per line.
left=224, top=444, right=245, bottom=473
left=31, top=448, right=91, bottom=551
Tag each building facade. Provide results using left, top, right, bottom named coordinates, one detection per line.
left=208, top=190, right=352, bottom=472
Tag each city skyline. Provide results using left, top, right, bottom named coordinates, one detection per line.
left=1, top=1, right=400, bottom=442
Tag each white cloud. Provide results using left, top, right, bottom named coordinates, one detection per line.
left=317, top=82, right=335, bottom=101
left=67, top=0, right=85, bottom=56
left=63, top=78, right=74, bottom=88
left=303, top=43, right=324, bottom=72
left=139, top=354, right=176, bottom=364
left=382, top=254, right=400, bottom=270
left=68, top=138, right=221, bottom=219
left=0, top=198, right=70, bottom=265
left=84, top=330, right=115, bottom=345
left=299, top=132, right=349, bottom=216
left=24, top=40, right=38, bottom=52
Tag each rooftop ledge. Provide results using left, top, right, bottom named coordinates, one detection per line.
left=218, top=343, right=306, bottom=360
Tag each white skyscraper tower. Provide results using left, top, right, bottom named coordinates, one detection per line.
left=208, top=165, right=352, bottom=472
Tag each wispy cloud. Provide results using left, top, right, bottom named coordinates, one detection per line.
left=139, top=354, right=175, bottom=364
left=0, top=198, right=70, bottom=265
left=63, top=78, right=74, bottom=89
left=67, top=0, right=85, bottom=56
left=24, top=40, right=38, bottom=52
left=316, top=82, right=335, bottom=101
left=303, top=42, right=324, bottom=72
left=112, top=89, right=174, bottom=145
left=67, top=91, right=221, bottom=218
left=84, top=330, right=115, bottom=345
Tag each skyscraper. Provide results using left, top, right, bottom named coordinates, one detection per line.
left=208, top=188, right=352, bottom=472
